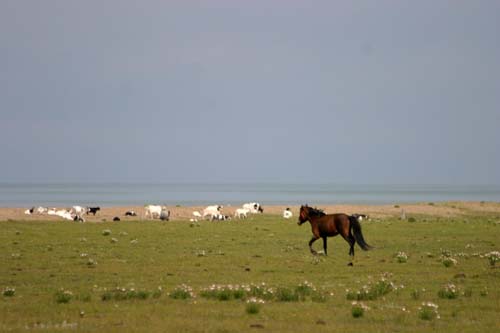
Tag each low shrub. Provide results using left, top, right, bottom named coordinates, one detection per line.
left=418, top=302, right=439, bottom=320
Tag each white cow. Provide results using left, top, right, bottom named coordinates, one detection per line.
left=144, top=205, right=164, bottom=219
left=192, top=211, right=202, bottom=222
left=283, top=208, right=293, bottom=219
left=203, top=205, right=222, bottom=220
left=55, top=209, right=74, bottom=221
left=36, top=206, right=48, bottom=214
left=71, top=206, right=87, bottom=216
left=242, top=203, right=263, bottom=214
left=234, top=208, right=250, bottom=219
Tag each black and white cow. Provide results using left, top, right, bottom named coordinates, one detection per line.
left=352, top=214, right=370, bottom=222
left=86, top=207, right=100, bottom=215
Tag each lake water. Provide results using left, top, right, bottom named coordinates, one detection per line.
left=1, top=183, right=499, bottom=207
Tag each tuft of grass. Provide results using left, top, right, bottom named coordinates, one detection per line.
left=410, top=288, right=424, bottom=300
left=152, top=287, right=163, bottom=298
left=101, top=288, right=151, bottom=301
left=294, top=281, right=315, bottom=300
left=441, top=256, right=458, bottom=267
left=484, top=251, right=500, bottom=267
left=395, top=251, right=408, bottom=263
left=418, top=302, right=439, bottom=320
left=351, top=302, right=368, bottom=318
left=246, top=302, right=260, bottom=314
left=275, top=287, right=299, bottom=302
left=3, top=287, right=16, bottom=297
left=438, top=283, right=459, bottom=299
left=346, top=275, right=396, bottom=301
left=169, top=285, right=195, bottom=300
left=55, top=290, right=73, bottom=304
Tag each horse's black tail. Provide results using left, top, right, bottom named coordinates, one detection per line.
left=349, top=216, right=372, bottom=251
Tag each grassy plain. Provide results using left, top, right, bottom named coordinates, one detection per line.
left=1, top=208, right=499, bottom=332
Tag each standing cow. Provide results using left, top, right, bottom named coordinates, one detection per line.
left=242, top=203, right=264, bottom=214
left=203, top=205, right=223, bottom=220
left=144, top=205, right=166, bottom=219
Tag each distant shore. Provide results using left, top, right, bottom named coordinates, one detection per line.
left=1, top=201, right=499, bottom=222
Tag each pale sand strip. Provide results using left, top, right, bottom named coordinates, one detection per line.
left=1, top=202, right=499, bottom=222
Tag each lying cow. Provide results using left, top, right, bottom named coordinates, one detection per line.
left=352, top=214, right=370, bottom=222
left=211, top=214, right=230, bottom=221
left=283, top=208, right=293, bottom=219
left=24, top=207, right=35, bottom=215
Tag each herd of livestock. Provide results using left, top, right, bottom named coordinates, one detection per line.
left=22, top=202, right=301, bottom=222
left=24, top=205, right=99, bottom=222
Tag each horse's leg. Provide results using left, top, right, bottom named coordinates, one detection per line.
left=348, top=235, right=355, bottom=258
left=341, top=233, right=356, bottom=266
left=308, top=236, right=319, bottom=255
left=322, top=237, right=328, bottom=255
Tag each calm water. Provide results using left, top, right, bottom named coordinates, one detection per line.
left=1, top=183, right=499, bottom=207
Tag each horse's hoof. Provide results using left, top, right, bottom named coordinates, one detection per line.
left=347, top=262, right=353, bottom=266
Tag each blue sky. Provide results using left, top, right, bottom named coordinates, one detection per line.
left=1, top=1, right=499, bottom=184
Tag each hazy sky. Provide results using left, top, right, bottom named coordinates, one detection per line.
left=1, top=1, right=499, bottom=184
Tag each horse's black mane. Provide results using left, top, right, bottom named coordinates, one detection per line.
left=305, top=206, right=326, bottom=217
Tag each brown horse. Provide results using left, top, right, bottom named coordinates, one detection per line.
left=298, top=205, right=371, bottom=264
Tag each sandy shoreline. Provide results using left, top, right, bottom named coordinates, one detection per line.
left=1, top=202, right=499, bottom=222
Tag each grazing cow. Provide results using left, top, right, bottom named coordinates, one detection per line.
left=283, top=208, right=293, bottom=219
left=47, top=208, right=57, bottom=215
left=243, top=203, right=264, bottom=214
left=125, top=211, right=137, bottom=216
left=234, top=208, right=250, bottom=219
left=113, top=216, right=121, bottom=221
left=144, top=205, right=165, bottom=219
left=203, top=205, right=223, bottom=220
left=160, top=209, right=170, bottom=221
left=86, top=207, right=100, bottom=215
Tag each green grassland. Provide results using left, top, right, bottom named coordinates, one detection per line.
left=1, top=212, right=499, bottom=332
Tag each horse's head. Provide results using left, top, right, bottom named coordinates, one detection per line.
left=298, top=205, right=310, bottom=225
